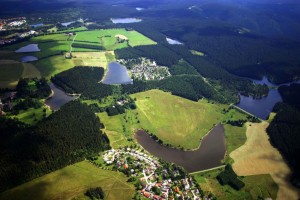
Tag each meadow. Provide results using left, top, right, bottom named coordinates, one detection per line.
left=0, top=161, right=135, bottom=200
left=131, top=89, right=228, bottom=149
left=231, top=122, right=300, bottom=199
left=193, top=169, right=278, bottom=200
left=74, top=29, right=156, bottom=51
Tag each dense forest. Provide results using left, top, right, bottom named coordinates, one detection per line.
left=0, top=101, right=110, bottom=192
left=267, top=84, right=300, bottom=188
left=51, top=66, right=115, bottom=99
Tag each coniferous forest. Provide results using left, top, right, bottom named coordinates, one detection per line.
left=0, top=101, right=110, bottom=192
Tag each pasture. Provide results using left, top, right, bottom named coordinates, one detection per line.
left=14, top=104, right=51, bottom=125
left=74, top=29, right=156, bottom=50
left=0, top=161, right=135, bottom=200
left=230, top=122, right=300, bottom=199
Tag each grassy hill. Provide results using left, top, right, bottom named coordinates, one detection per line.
left=0, top=161, right=135, bottom=200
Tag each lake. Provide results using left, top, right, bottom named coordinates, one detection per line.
left=15, top=44, right=40, bottom=53
left=111, top=18, right=142, bottom=24
left=61, top=21, right=75, bottom=27
left=166, top=37, right=183, bottom=45
left=135, top=124, right=226, bottom=172
left=102, top=62, right=133, bottom=85
left=236, top=76, right=300, bottom=119
left=45, top=82, right=77, bottom=110
left=136, top=7, right=144, bottom=11
left=31, top=23, right=43, bottom=28
left=21, top=56, right=38, bottom=62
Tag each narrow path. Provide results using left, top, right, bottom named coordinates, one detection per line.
left=70, top=34, right=77, bottom=53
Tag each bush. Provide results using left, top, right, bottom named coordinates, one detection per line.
left=85, top=187, right=105, bottom=200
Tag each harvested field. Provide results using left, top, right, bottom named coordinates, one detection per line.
left=231, top=122, right=300, bottom=200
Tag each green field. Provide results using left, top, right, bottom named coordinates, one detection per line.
left=0, top=161, right=135, bottom=200
left=4, top=33, right=74, bottom=58
left=74, top=29, right=156, bottom=50
left=13, top=104, right=51, bottom=125
left=193, top=169, right=278, bottom=200
left=131, top=90, right=228, bottom=149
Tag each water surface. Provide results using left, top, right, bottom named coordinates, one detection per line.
left=21, top=56, right=38, bottom=62
left=15, top=44, right=40, bottom=53
left=111, top=18, right=142, bottom=24
left=166, top=37, right=183, bottom=45
left=45, top=83, right=77, bottom=110
left=236, top=76, right=300, bottom=119
left=102, top=62, right=133, bottom=85
left=135, top=124, right=226, bottom=172
left=61, top=21, right=75, bottom=27
left=31, top=23, right=43, bottom=28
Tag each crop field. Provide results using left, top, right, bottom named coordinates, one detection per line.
left=193, top=169, right=278, bottom=200
left=230, top=122, right=300, bottom=199
left=131, top=89, right=228, bottom=149
left=74, top=29, right=156, bottom=50
left=0, top=161, right=135, bottom=200
left=72, top=51, right=115, bottom=69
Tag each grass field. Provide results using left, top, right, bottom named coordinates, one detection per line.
left=230, top=122, right=300, bottom=199
left=13, top=103, right=51, bottom=125
left=193, top=169, right=278, bottom=200
left=4, top=34, right=74, bottom=58
left=131, top=89, right=228, bottom=149
left=190, top=50, right=205, bottom=56
left=74, top=29, right=156, bottom=50
left=22, top=63, right=41, bottom=79
left=0, top=161, right=135, bottom=200
left=72, top=51, right=115, bottom=69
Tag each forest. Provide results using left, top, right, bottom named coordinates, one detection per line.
left=51, top=66, right=115, bottom=99
left=0, top=101, right=110, bottom=192
left=267, top=84, right=300, bottom=188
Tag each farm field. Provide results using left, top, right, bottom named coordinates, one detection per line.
left=0, top=161, right=135, bottom=200
left=230, top=122, right=300, bottom=200
left=74, top=29, right=156, bottom=50
left=131, top=89, right=227, bottom=149
left=193, top=169, right=278, bottom=200
left=72, top=51, right=115, bottom=69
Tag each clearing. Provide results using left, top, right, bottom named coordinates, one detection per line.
left=230, top=122, right=300, bottom=200
left=0, top=161, right=135, bottom=200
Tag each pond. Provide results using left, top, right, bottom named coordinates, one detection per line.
left=31, top=23, right=43, bottom=28
left=135, top=124, right=226, bottom=172
left=102, top=62, right=133, bottom=85
left=166, top=37, right=183, bottom=45
left=15, top=44, right=40, bottom=53
left=236, top=76, right=300, bottom=119
left=21, top=56, right=38, bottom=62
left=111, top=18, right=142, bottom=24
left=136, top=7, right=144, bottom=11
left=61, top=21, right=75, bottom=27
left=45, top=82, right=78, bottom=111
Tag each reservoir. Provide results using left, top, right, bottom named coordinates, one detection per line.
left=236, top=76, right=300, bottom=119
left=111, top=18, right=142, bottom=24
left=15, top=44, right=40, bottom=53
left=21, top=56, right=38, bottom=62
left=102, top=62, right=133, bottom=85
left=166, top=37, right=183, bottom=45
left=135, top=124, right=226, bottom=172
left=45, top=82, right=77, bottom=110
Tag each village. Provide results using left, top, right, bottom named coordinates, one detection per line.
left=118, top=57, right=171, bottom=81
left=101, top=148, right=203, bottom=200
